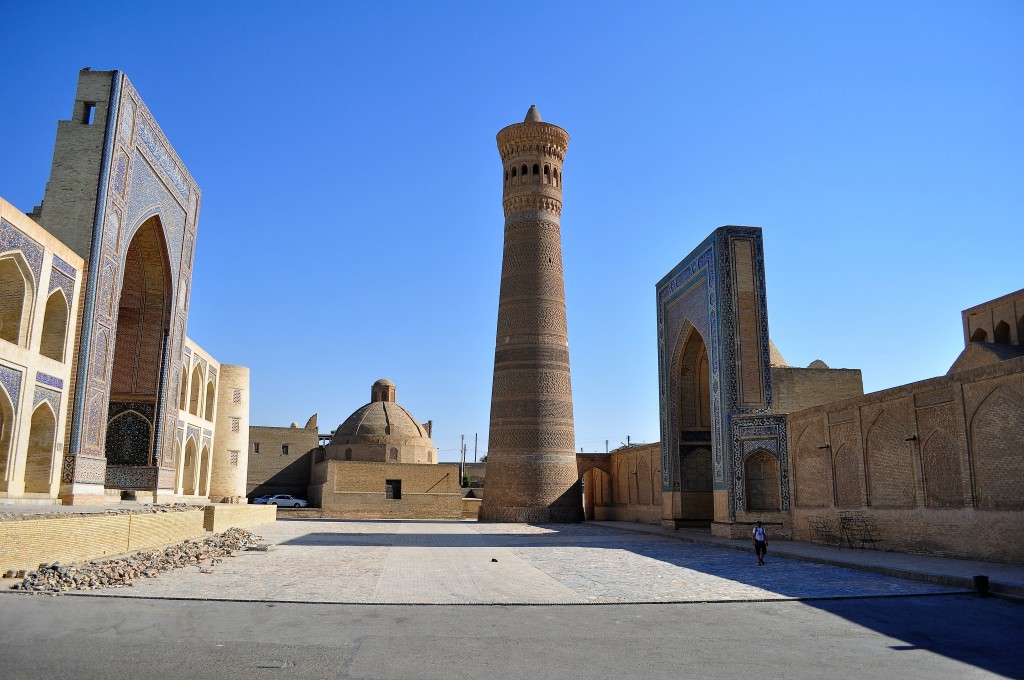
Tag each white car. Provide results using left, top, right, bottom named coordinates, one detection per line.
left=267, top=494, right=308, bottom=508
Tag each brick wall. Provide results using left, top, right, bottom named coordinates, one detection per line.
left=246, top=424, right=319, bottom=499
left=0, top=509, right=206, bottom=572
left=787, top=355, right=1024, bottom=564
left=587, top=444, right=663, bottom=524
left=771, top=366, right=863, bottom=414
left=311, top=460, right=462, bottom=519
left=203, top=504, right=276, bottom=532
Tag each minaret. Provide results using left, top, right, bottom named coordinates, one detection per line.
left=479, top=106, right=582, bottom=522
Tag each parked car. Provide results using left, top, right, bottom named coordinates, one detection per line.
left=268, top=494, right=308, bottom=508
left=252, top=495, right=271, bottom=505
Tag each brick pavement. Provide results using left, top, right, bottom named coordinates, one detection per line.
left=78, top=519, right=964, bottom=605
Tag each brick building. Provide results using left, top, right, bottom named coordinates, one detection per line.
left=584, top=226, right=1023, bottom=563
left=0, top=69, right=249, bottom=505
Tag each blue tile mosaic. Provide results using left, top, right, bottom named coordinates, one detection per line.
left=48, top=267, right=75, bottom=304
left=51, top=254, right=77, bottom=278
left=135, top=116, right=189, bottom=200
left=0, top=219, right=44, bottom=288
left=36, top=372, right=63, bottom=389
left=0, top=364, right=23, bottom=416
left=33, top=385, right=61, bottom=415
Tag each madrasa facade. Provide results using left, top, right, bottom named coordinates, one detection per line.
left=0, top=69, right=249, bottom=505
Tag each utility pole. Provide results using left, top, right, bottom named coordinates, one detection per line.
left=474, top=433, right=478, bottom=463
left=460, top=434, right=466, bottom=484
left=605, top=440, right=608, bottom=454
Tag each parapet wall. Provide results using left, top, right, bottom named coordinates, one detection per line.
left=787, top=355, right=1024, bottom=564
left=0, top=505, right=277, bottom=572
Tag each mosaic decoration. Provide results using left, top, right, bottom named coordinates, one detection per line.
left=209, top=366, right=217, bottom=377
left=184, top=346, right=192, bottom=357
left=35, top=372, right=63, bottom=389
left=157, top=466, right=176, bottom=489
left=108, top=400, right=155, bottom=422
left=732, top=415, right=790, bottom=511
left=69, top=455, right=106, bottom=485
left=48, top=267, right=75, bottom=304
left=51, top=254, right=77, bottom=278
left=105, top=465, right=157, bottom=490
left=136, top=116, right=189, bottom=200
left=33, top=386, right=61, bottom=415
left=0, top=219, right=44, bottom=286
left=186, top=424, right=201, bottom=446
left=105, top=409, right=152, bottom=466
left=656, top=227, right=776, bottom=521
left=60, top=455, right=75, bottom=484
left=112, top=151, right=129, bottom=197
left=0, top=365, right=23, bottom=416
left=103, top=209, right=121, bottom=251
left=203, top=428, right=212, bottom=438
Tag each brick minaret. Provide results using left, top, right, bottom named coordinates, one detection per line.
left=479, top=106, right=582, bottom=522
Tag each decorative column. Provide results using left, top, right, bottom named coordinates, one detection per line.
left=479, top=106, right=582, bottom=523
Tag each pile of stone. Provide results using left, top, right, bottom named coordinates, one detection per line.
left=8, top=527, right=263, bottom=593
left=0, top=502, right=199, bottom=523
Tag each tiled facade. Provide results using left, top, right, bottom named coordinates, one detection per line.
left=2, top=69, right=248, bottom=505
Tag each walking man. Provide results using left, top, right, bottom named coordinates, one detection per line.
left=752, top=521, right=768, bottom=565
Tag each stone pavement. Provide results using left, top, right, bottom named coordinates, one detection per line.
left=65, top=519, right=985, bottom=605
left=593, top=521, right=1024, bottom=598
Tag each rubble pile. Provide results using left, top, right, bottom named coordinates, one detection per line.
left=9, top=527, right=263, bottom=593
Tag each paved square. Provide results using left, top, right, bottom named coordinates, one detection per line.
left=89, top=520, right=958, bottom=604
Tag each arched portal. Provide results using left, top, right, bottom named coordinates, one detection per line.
left=199, top=445, right=210, bottom=496
left=189, top=364, right=202, bottom=415
left=40, top=290, right=69, bottom=362
left=183, top=438, right=198, bottom=495
left=744, top=450, right=780, bottom=511
left=108, top=216, right=172, bottom=468
left=0, top=254, right=34, bottom=346
left=24, top=403, right=57, bottom=493
left=677, top=327, right=713, bottom=522
left=105, top=410, right=152, bottom=466
left=204, top=382, right=215, bottom=421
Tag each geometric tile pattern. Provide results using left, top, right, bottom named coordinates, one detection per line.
left=656, top=227, right=781, bottom=520
left=0, top=364, right=23, bottom=417
left=0, top=219, right=44, bottom=288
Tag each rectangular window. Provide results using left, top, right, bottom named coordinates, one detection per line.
left=231, top=417, right=240, bottom=433
left=385, top=479, right=402, bottom=500
left=82, top=102, right=96, bottom=124
left=232, top=388, right=241, bottom=405
left=282, top=444, right=289, bottom=456
left=252, top=442, right=260, bottom=454
left=229, top=450, right=239, bottom=466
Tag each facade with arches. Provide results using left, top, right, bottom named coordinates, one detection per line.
left=583, top=225, right=1023, bottom=563
left=0, top=199, right=84, bottom=500
left=0, top=69, right=249, bottom=504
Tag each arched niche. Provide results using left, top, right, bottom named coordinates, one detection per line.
left=40, top=290, right=70, bottom=362
left=24, top=403, right=57, bottom=493
left=0, top=253, right=34, bottom=347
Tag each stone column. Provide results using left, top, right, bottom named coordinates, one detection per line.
left=209, top=365, right=249, bottom=503
left=479, top=106, right=582, bottom=523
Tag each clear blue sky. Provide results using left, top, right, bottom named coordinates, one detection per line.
left=2, top=2, right=1021, bottom=462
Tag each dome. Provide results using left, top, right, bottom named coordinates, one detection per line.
left=524, top=105, right=542, bottom=122
left=331, top=401, right=432, bottom=445
left=328, top=380, right=436, bottom=458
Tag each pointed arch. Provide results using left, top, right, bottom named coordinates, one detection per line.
left=833, top=444, right=862, bottom=507
left=993, top=320, right=1010, bottom=344
left=744, top=449, right=780, bottom=511
left=0, top=252, right=34, bottom=347
left=199, top=445, right=210, bottom=496
left=39, top=289, right=70, bottom=362
left=189, top=364, right=203, bottom=415
left=922, top=430, right=963, bottom=507
left=104, top=410, right=152, bottom=466
left=204, top=381, right=215, bottom=422
left=793, top=419, right=829, bottom=507
left=970, top=385, right=1024, bottom=507
left=24, top=402, right=57, bottom=493
left=183, top=437, right=198, bottom=495
left=865, top=410, right=915, bottom=507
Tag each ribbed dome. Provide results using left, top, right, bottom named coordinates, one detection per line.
left=331, top=400, right=431, bottom=444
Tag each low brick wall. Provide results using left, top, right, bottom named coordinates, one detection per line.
left=461, top=498, right=481, bottom=519
left=203, top=504, right=277, bottom=533
left=0, top=510, right=206, bottom=572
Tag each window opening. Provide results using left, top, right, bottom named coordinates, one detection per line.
left=386, top=479, right=402, bottom=500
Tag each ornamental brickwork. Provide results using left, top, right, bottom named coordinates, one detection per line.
left=480, top=106, right=582, bottom=523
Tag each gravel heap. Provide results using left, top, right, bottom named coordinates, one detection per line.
left=9, top=527, right=263, bottom=593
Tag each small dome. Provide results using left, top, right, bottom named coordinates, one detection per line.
left=330, top=380, right=435, bottom=449
left=524, top=105, right=542, bottom=122
left=808, top=359, right=829, bottom=369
